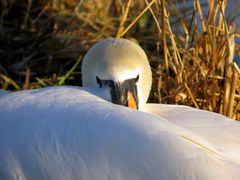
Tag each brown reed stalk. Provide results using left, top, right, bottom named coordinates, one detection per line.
left=161, top=1, right=184, bottom=83
left=23, top=65, right=31, bottom=90
left=184, top=83, right=200, bottom=109
left=195, top=0, right=206, bottom=32
left=160, top=0, right=169, bottom=72
left=222, top=17, right=235, bottom=116
left=116, top=0, right=132, bottom=38
left=206, top=0, right=215, bottom=26
left=227, top=63, right=238, bottom=118
left=120, top=0, right=156, bottom=37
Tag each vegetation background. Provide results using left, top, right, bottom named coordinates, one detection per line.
left=0, top=0, right=239, bottom=119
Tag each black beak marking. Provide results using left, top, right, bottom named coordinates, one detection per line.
left=96, top=75, right=139, bottom=109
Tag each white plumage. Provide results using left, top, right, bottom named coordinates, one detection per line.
left=0, top=38, right=240, bottom=180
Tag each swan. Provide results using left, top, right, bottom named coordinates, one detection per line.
left=0, top=38, right=239, bottom=180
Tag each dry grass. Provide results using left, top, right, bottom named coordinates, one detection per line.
left=0, top=0, right=239, bottom=120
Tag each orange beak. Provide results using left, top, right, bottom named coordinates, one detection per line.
left=127, top=91, right=137, bottom=109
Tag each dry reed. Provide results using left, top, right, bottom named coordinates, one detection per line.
left=0, top=0, right=239, bottom=120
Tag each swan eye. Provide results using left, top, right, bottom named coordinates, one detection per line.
left=96, top=76, right=115, bottom=89
left=96, top=76, right=103, bottom=88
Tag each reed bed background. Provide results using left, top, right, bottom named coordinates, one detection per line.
left=0, top=0, right=239, bottom=120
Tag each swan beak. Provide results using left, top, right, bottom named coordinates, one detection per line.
left=128, top=91, right=137, bottom=109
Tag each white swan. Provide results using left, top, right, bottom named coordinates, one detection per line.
left=0, top=38, right=239, bottom=180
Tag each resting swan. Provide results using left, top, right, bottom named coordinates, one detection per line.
left=0, top=38, right=240, bottom=180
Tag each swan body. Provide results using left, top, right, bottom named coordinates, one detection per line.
left=0, top=38, right=240, bottom=180
left=0, top=86, right=240, bottom=180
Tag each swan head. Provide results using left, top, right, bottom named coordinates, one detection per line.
left=81, top=38, right=152, bottom=110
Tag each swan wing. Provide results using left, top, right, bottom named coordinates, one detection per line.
left=144, top=104, right=240, bottom=165
left=0, top=87, right=239, bottom=180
